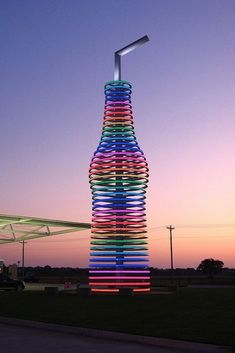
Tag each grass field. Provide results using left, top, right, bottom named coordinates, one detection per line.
left=0, top=288, right=234, bottom=346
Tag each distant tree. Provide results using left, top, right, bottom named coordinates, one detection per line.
left=197, top=258, right=224, bottom=278
left=44, top=265, right=51, bottom=270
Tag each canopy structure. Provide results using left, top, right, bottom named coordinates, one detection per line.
left=0, top=214, right=91, bottom=244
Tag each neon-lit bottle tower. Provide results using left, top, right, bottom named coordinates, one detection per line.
left=89, top=36, right=150, bottom=293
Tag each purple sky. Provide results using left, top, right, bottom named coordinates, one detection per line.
left=1, top=0, right=235, bottom=268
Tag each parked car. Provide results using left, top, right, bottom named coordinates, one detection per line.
left=0, top=274, right=25, bottom=291
left=24, top=273, right=40, bottom=283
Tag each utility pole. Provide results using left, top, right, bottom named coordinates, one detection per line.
left=166, top=225, right=175, bottom=274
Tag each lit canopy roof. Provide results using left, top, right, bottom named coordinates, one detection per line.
left=0, top=214, right=91, bottom=244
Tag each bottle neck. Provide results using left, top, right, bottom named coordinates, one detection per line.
left=103, top=80, right=133, bottom=128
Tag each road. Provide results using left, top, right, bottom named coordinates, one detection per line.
left=0, top=323, right=195, bottom=353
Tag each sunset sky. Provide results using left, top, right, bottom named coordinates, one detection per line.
left=1, top=0, right=235, bottom=268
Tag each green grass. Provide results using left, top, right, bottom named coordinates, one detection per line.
left=0, top=288, right=234, bottom=346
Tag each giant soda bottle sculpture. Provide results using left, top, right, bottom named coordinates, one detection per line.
left=89, top=36, right=150, bottom=293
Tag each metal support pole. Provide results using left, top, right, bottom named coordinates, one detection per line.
left=22, top=240, right=25, bottom=280
left=20, top=240, right=26, bottom=280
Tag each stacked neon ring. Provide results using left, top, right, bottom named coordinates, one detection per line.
left=89, top=80, right=150, bottom=293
